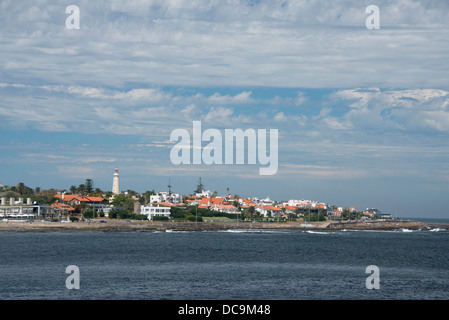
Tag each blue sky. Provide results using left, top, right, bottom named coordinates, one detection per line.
left=1, top=0, right=449, bottom=218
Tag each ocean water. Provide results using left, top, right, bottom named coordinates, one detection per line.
left=0, top=229, right=448, bottom=300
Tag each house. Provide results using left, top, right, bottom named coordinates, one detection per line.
left=196, top=190, right=212, bottom=198
left=283, top=205, right=298, bottom=215
left=198, top=197, right=225, bottom=209
left=140, top=204, right=171, bottom=220
left=150, top=192, right=182, bottom=204
left=55, top=194, right=107, bottom=206
left=51, top=202, right=75, bottom=213
left=210, top=204, right=240, bottom=214
left=255, top=205, right=283, bottom=217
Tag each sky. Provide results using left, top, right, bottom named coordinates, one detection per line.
left=1, top=0, right=449, bottom=218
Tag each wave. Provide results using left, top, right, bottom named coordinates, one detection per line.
left=164, top=229, right=191, bottom=233
left=305, top=230, right=331, bottom=235
left=225, top=229, right=285, bottom=234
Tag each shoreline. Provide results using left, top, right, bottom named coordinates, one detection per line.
left=0, top=219, right=447, bottom=233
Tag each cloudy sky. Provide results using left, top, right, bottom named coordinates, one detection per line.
left=1, top=0, right=449, bottom=218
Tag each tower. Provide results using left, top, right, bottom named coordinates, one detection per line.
left=167, top=179, right=172, bottom=195
left=112, top=168, right=120, bottom=195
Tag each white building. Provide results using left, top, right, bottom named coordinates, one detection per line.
left=150, top=192, right=183, bottom=204
left=259, top=197, right=274, bottom=206
left=195, top=190, right=212, bottom=198
left=284, top=199, right=318, bottom=207
left=140, top=204, right=171, bottom=220
left=210, top=204, right=240, bottom=214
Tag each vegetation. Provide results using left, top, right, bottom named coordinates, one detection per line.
left=194, top=177, right=204, bottom=194
left=110, top=194, right=135, bottom=211
left=108, top=208, right=146, bottom=220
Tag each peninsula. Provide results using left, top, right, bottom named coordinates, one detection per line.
left=0, top=219, right=447, bottom=233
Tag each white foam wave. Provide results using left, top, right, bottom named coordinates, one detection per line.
left=305, top=230, right=330, bottom=235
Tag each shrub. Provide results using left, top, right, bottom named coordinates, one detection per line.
left=152, top=216, right=169, bottom=221
left=186, top=215, right=203, bottom=222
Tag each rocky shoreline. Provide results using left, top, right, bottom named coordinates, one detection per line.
left=0, top=219, right=447, bottom=233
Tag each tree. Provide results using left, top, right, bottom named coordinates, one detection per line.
left=16, top=182, right=26, bottom=195
left=16, top=182, right=33, bottom=195
left=194, top=177, right=204, bottom=194
left=85, top=179, right=94, bottom=194
left=77, top=184, right=86, bottom=195
left=247, top=206, right=256, bottom=221
left=111, top=194, right=135, bottom=211
left=69, top=185, right=77, bottom=194
left=142, top=190, right=155, bottom=204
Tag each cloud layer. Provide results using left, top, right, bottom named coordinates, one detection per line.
left=0, top=0, right=448, bottom=88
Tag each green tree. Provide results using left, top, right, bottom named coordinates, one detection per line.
left=69, top=185, right=77, bottom=194
left=111, top=194, right=135, bottom=211
left=16, top=182, right=33, bottom=195
left=194, top=177, right=204, bottom=194
left=142, top=190, right=155, bottom=204
left=85, top=179, right=94, bottom=194
left=77, top=184, right=86, bottom=195
left=247, top=206, right=256, bottom=221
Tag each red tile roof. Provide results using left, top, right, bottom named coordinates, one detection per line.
left=199, top=198, right=224, bottom=208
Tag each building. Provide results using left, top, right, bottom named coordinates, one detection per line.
left=196, top=190, right=212, bottom=198
left=255, top=205, right=283, bottom=217
left=54, top=194, right=107, bottom=206
left=112, top=167, right=120, bottom=195
left=0, top=197, right=56, bottom=219
left=210, top=204, right=240, bottom=214
left=198, top=197, right=225, bottom=209
left=140, top=204, right=171, bottom=220
left=150, top=192, right=183, bottom=204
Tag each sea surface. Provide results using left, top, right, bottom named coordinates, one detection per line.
left=0, top=228, right=448, bottom=300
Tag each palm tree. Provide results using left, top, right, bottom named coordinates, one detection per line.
left=69, top=185, right=77, bottom=194
left=16, top=182, right=26, bottom=195
left=77, top=184, right=86, bottom=196
left=247, top=206, right=256, bottom=221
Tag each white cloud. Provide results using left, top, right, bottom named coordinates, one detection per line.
left=1, top=1, right=448, bottom=88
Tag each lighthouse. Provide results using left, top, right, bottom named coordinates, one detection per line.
left=112, top=168, right=120, bottom=195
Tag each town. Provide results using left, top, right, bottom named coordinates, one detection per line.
left=0, top=168, right=392, bottom=223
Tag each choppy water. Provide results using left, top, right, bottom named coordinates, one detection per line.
left=0, top=229, right=448, bottom=300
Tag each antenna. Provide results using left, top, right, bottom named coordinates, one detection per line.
left=167, top=179, right=172, bottom=195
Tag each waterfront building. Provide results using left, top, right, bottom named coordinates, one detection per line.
left=210, top=204, right=240, bottom=214
left=0, top=197, right=56, bottom=219
left=150, top=192, right=183, bottom=204
left=198, top=197, right=225, bottom=209
left=140, top=204, right=171, bottom=220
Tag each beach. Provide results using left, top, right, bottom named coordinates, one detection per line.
left=0, top=219, right=446, bottom=233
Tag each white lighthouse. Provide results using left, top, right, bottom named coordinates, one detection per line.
left=112, top=167, right=120, bottom=195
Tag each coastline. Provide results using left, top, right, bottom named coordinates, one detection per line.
left=0, top=219, right=447, bottom=233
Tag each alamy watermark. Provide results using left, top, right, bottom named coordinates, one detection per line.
left=64, top=5, right=379, bottom=31
left=65, top=265, right=80, bottom=289
left=365, top=265, right=380, bottom=290
left=170, top=121, right=278, bottom=175
left=65, top=5, right=80, bottom=30
left=365, top=5, right=380, bottom=30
